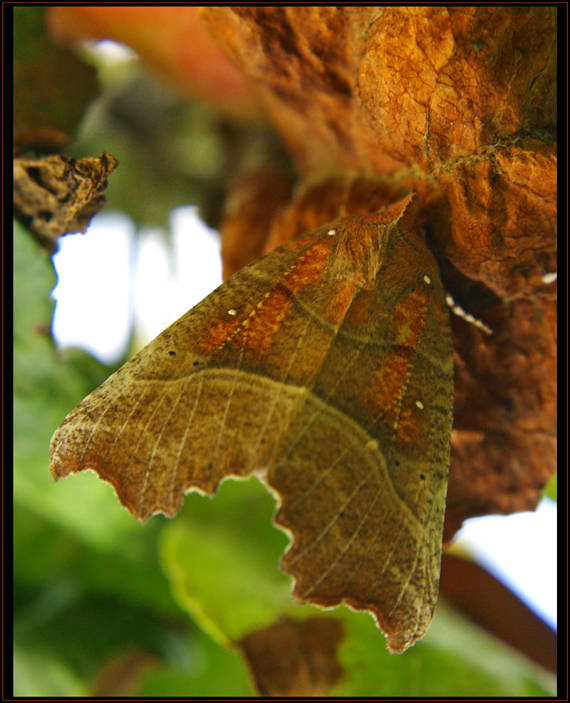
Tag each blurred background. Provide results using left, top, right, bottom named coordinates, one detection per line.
left=13, top=7, right=557, bottom=697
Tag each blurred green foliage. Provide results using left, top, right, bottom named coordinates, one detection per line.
left=12, top=9, right=556, bottom=697
left=66, top=43, right=291, bottom=235
left=543, top=472, right=557, bottom=501
left=14, top=7, right=98, bottom=151
left=13, top=220, right=555, bottom=696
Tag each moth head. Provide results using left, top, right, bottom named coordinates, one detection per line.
left=325, top=194, right=415, bottom=289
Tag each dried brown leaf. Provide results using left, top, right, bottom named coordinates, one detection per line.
left=13, top=152, right=118, bottom=251
left=239, top=616, right=344, bottom=696
left=202, top=7, right=557, bottom=530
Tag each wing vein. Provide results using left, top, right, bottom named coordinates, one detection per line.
left=289, top=474, right=370, bottom=570
left=301, top=481, right=383, bottom=598
left=248, top=313, right=314, bottom=468
left=168, top=376, right=204, bottom=505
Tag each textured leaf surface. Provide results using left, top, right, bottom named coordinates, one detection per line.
left=14, top=152, right=118, bottom=251
left=202, top=6, right=557, bottom=532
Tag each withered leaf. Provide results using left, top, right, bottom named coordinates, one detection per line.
left=221, top=169, right=294, bottom=278
left=203, top=7, right=557, bottom=528
left=50, top=195, right=453, bottom=653
left=239, top=616, right=345, bottom=696
left=13, top=151, right=118, bottom=250
left=200, top=7, right=556, bottom=300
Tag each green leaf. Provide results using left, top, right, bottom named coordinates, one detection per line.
left=158, top=477, right=556, bottom=697
left=331, top=603, right=555, bottom=696
left=13, top=214, right=556, bottom=697
left=14, top=575, right=191, bottom=696
left=159, top=477, right=306, bottom=644
left=14, top=6, right=98, bottom=148
left=543, top=472, right=557, bottom=501
left=14, top=646, right=86, bottom=697
left=14, top=505, right=178, bottom=619
left=13, top=219, right=142, bottom=548
left=14, top=218, right=192, bottom=695
left=136, top=627, right=254, bottom=697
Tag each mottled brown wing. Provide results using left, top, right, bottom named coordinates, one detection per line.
left=49, top=195, right=453, bottom=652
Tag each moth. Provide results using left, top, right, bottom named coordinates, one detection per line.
left=50, top=194, right=453, bottom=653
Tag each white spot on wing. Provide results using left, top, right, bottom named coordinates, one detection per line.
left=542, top=272, right=557, bottom=284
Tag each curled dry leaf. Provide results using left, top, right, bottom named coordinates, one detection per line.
left=50, top=196, right=453, bottom=653
left=220, top=169, right=294, bottom=278
left=239, top=616, right=345, bottom=696
left=47, top=6, right=262, bottom=119
left=203, top=7, right=556, bottom=532
left=200, top=6, right=556, bottom=298
left=13, top=151, right=118, bottom=251
left=90, top=650, right=158, bottom=697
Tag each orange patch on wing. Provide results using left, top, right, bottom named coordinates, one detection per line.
left=396, top=404, right=420, bottom=446
left=391, top=287, right=429, bottom=347
left=242, top=287, right=292, bottom=358
left=281, top=235, right=315, bottom=252
left=343, top=289, right=375, bottom=327
left=326, top=279, right=358, bottom=325
left=247, top=240, right=332, bottom=357
left=365, top=348, right=414, bottom=426
left=202, top=239, right=332, bottom=358
left=200, top=316, right=242, bottom=352
left=365, top=286, right=429, bottom=429
left=283, top=240, right=331, bottom=294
